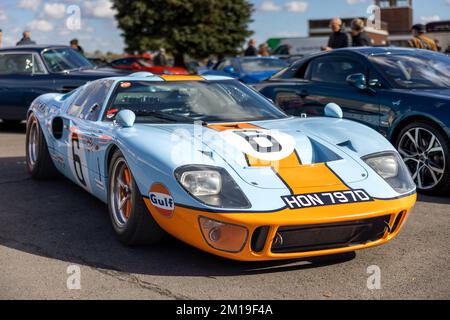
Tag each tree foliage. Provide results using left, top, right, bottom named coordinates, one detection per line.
left=112, top=0, right=254, bottom=66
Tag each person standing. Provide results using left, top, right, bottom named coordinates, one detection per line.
left=258, top=43, right=270, bottom=56
left=0, top=29, right=3, bottom=48
left=70, top=39, right=84, bottom=55
left=153, top=48, right=168, bottom=66
left=16, top=31, right=36, bottom=46
left=322, top=18, right=349, bottom=51
left=350, top=19, right=373, bottom=47
left=408, top=24, right=438, bottom=51
left=244, top=39, right=258, bottom=56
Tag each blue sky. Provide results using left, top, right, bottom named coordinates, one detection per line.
left=0, top=0, right=449, bottom=53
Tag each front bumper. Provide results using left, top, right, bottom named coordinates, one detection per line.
left=144, top=193, right=416, bottom=261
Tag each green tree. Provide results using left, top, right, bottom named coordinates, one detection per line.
left=112, top=0, right=254, bottom=67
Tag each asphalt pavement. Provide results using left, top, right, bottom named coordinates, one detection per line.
left=0, top=122, right=449, bottom=300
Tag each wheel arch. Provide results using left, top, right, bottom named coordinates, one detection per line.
left=389, top=113, right=450, bottom=144
left=105, top=143, right=120, bottom=177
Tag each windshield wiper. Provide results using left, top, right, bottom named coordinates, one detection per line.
left=133, top=109, right=207, bottom=125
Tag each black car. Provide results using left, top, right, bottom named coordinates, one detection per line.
left=0, top=45, right=124, bottom=123
left=257, top=47, right=450, bottom=195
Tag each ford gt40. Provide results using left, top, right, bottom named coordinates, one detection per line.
left=25, top=73, right=416, bottom=261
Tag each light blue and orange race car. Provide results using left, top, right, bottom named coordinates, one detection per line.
left=25, top=73, right=417, bottom=261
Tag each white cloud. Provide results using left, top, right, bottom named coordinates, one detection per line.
left=259, top=0, right=282, bottom=12
left=346, top=0, right=367, bottom=4
left=0, top=6, right=7, bottom=22
left=18, top=0, right=42, bottom=11
left=27, top=19, right=54, bottom=32
left=285, top=1, right=308, bottom=12
left=42, top=3, right=66, bottom=19
left=420, top=15, right=441, bottom=23
left=83, top=0, right=116, bottom=19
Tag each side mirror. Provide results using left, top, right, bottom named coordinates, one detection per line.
left=346, top=73, right=367, bottom=90
left=223, top=66, right=235, bottom=74
left=115, top=110, right=136, bottom=128
left=324, top=103, right=343, bottom=119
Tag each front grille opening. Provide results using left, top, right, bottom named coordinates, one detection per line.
left=251, top=226, right=270, bottom=253
left=391, top=211, right=405, bottom=233
left=271, top=215, right=391, bottom=254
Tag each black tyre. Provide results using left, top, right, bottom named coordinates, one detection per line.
left=25, top=114, right=58, bottom=179
left=395, top=120, right=450, bottom=195
left=108, top=150, right=165, bottom=245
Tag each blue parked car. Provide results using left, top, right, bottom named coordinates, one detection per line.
left=201, top=56, right=288, bottom=84
left=0, top=45, right=125, bottom=124
left=257, top=47, right=450, bottom=195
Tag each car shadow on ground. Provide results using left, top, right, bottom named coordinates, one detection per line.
left=0, top=156, right=357, bottom=277
left=0, top=122, right=26, bottom=133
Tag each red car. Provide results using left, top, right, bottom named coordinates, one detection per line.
left=110, top=56, right=189, bottom=75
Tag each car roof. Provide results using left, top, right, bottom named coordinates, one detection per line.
left=0, top=45, right=70, bottom=53
left=236, top=56, right=282, bottom=60
left=102, top=73, right=235, bottom=83
left=330, top=46, right=438, bottom=56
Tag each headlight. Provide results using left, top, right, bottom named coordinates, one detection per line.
left=175, top=165, right=251, bottom=208
left=179, top=170, right=222, bottom=196
left=362, top=152, right=416, bottom=194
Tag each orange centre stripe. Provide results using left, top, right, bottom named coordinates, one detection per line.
left=160, top=75, right=204, bottom=81
left=207, top=123, right=347, bottom=194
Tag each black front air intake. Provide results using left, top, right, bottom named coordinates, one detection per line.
left=271, top=215, right=391, bottom=254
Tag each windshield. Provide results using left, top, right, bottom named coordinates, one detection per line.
left=371, top=53, right=450, bottom=89
left=137, top=58, right=153, bottom=67
left=240, top=58, right=288, bottom=73
left=42, top=47, right=94, bottom=73
left=104, top=80, right=287, bottom=123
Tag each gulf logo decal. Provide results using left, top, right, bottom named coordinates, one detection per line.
left=148, top=183, right=175, bottom=217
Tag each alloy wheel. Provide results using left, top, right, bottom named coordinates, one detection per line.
left=110, top=158, right=134, bottom=227
left=398, top=127, right=445, bottom=190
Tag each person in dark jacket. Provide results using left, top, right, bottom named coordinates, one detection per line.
left=153, top=48, right=168, bottom=66
left=16, top=31, right=36, bottom=46
left=244, top=39, right=258, bottom=56
left=351, top=19, right=373, bottom=47
left=70, top=39, right=84, bottom=55
left=322, top=18, right=349, bottom=51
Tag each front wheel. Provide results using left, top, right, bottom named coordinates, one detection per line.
left=108, top=150, right=165, bottom=245
left=395, top=121, right=450, bottom=195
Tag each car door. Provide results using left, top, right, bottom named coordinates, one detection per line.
left=300, top=55, right=381, bottom=131
left=64, top=80, right=114, bottom=194
left=0, top=52, right=53, bottom=120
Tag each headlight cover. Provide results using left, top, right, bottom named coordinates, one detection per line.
left=175, top=165, right=251, bottom=209
left=362, top=152, right=416, bottom=194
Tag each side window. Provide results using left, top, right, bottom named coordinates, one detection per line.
left=67, top=84, right=96, bottom=117
left=306, top=57, right=365, bottom=84
left=111, top=59, right=127, bottom=67
left=81, top=80, right=114, bottom=121
left=33, top=55, right=46, bottom=74
left=216, top=59, right=232, bottom=71
left=0, top=53, right=34, bottom=75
